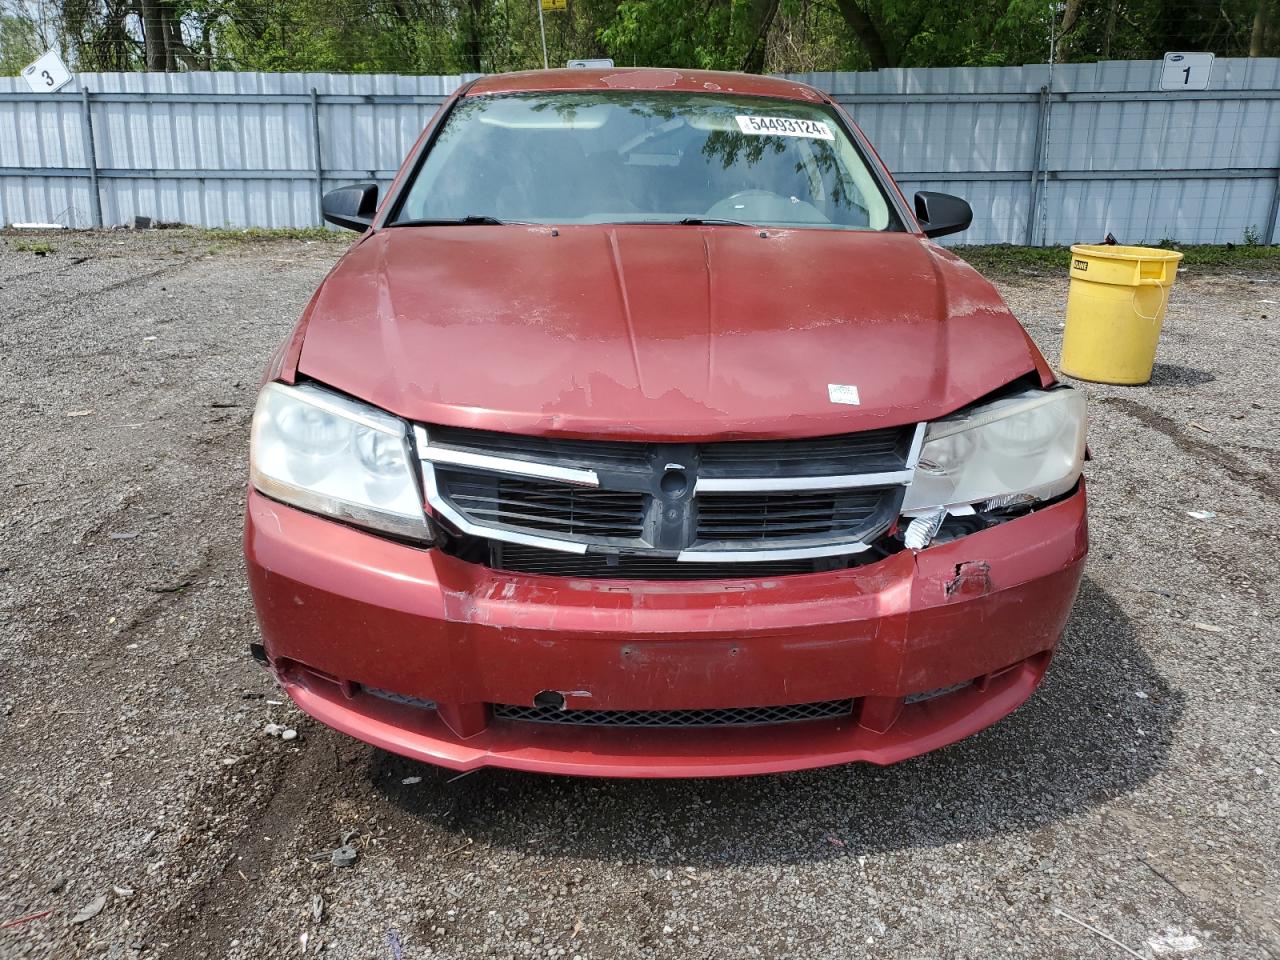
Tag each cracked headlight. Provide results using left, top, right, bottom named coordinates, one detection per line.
left=250, top=382, right=431, bottom=541
left=902, top=388, right=1086, bottom=513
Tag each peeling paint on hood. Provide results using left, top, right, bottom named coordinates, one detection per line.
left=602, top=69, right=682, bottom=89
left=295, top=224, right=1040, bottom=440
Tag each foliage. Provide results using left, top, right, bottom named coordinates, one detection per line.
left=198, top=226, right=347, bottom=242
left=600, top=0, right=773, bottom=71
left=956, top=241, right=1280, bottom=277
left=10, top=238, right=58, bottom=254
left=5, top=0, right=1279, bottom=75
left=0, top=13, right=43, bottom=74
left=1054, top=0, right=1276, bottom=62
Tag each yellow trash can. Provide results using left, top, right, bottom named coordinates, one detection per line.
left=1060, top=244, right=1183, bottom=385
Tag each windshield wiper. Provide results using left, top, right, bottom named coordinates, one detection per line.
left=676, top=216, right=758, bottom=227
left=391, top=214, right=515, bottom=227
left=613, top=217, right=760, bottom=228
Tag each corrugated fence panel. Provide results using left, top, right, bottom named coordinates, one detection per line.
left=0, top=71, right=472, bottom=229
left=1046, top=175, right=1277, bottom=245
left=0, top=90, right=92, bottom=225
left=895, top=178, right=1029, bottom=245
left=807, top=64, right=1050, bottom=245
left=2, top=62, right=1279, bottom=243
left=316, top=73, right=457, bottom=208
left=792, top=60, right=1280, bottom=246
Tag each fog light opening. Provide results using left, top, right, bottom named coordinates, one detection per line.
left=533, top=690, right=566, bottom=711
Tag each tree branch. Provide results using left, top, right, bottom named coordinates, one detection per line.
left=740, top=0, right=781, bottom=72
left=833, top=0, right=893, bottom=68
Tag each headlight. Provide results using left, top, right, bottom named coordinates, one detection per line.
left=902, top=388, right=1086, bottom=513
left=250, top=382, right=431, bottom=541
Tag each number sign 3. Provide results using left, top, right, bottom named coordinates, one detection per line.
left=21, top=49, right=74, bottom=94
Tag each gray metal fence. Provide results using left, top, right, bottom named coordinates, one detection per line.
left=3, top=60, right=1280, bottom=245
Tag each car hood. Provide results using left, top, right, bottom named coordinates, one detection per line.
left=295, top=225, right=1042, bottom=439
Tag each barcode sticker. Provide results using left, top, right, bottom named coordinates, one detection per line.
left=735, top=115, right=835, bottom=141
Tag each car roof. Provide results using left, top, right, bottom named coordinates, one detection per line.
left=464, top=68, right=830, bottom=104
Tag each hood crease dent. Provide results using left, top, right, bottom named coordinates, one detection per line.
left=606, top=229, right=647, bottom=397
left=373, top=236, right=409, bottom=413
left=702, top=232, right=716, bottom=399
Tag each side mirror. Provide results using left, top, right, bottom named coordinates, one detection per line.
left=913, top=191, right=972, bottom=239
left=322, top=183, right=379, bottom=231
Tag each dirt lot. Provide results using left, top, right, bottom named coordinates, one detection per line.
left=0, top=230, right=1276, bottom=960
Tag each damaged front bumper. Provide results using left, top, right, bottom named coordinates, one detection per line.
left=245, top=482, right=1087, bottom=778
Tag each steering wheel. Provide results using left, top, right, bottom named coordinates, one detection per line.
left=705, top=189, right=791, bottom=221
left=719, top=189, right=787, bottom=208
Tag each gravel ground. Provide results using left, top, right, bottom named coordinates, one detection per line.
left=0, top=230, right=1276, bottom=960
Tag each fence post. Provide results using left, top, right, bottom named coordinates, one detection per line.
left=310, top=88, right=324, bottom=226
left=1024, top=85, right=1049, bottom=246
left=1268, top=164, right=1280, bottom=246
left=79, top=86, right=103, bottom=228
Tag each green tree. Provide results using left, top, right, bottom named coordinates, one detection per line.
left=599, top=0, right=777, bottom=70
left=1, top=13, right=43, bottom=73
left=1054, top=0, right=1279, bottom=61
left=34, top=0, right=1280, bottom=75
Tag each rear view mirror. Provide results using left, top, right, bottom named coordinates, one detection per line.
left=322, top=183, right=379, bottom=231
left=913, top=191, right=972, bottom=239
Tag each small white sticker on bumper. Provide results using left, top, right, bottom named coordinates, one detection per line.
left=828, top=383, right=860, bottom=405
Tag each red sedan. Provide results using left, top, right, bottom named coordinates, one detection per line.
left=244, top=68, right=1088, bottom=777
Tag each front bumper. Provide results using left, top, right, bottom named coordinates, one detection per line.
left=245, top=483, right=1087, bottom=777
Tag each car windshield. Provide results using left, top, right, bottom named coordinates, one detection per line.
left=393, top=91, right=899, bottom=232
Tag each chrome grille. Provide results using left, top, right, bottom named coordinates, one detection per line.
left=417, top=422, right=922, bottom=565
left=493, top=699, right=856, bottom=727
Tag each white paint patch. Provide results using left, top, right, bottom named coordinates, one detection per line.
left=735, top=115, right=835, bottom=140
left=828, top=383, right=860, bottom=405
left=1147, top=928, right=1201, bottom=954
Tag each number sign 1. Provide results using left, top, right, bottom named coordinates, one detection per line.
left=1160, top=52, right=1214, bottom=92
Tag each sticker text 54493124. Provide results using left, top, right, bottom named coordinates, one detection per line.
left=735, top=115, right=835, bottom=141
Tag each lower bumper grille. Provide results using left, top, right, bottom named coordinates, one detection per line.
left=365, top=687, right=437, bottom=710
left=493, top=699, right=856, bottom=728
left=492, top=542, right=840, bottom=579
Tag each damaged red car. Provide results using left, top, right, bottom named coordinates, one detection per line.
left=245, top=68, right=1088, bottom=778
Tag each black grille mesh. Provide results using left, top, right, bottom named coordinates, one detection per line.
left=442, top=473, right=646, bottom=541
left=493, top=699, right=855, bottom=727
left=697, top=489, right=883, bottom=541
left=429, top=425, right=650, bottom=469
left=699, top=428, right=905, bottom=477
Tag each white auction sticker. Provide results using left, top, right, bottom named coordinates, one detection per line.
left=735, top=115, right=835, bottom=141
left=828, top=384, right=860, bottom=405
